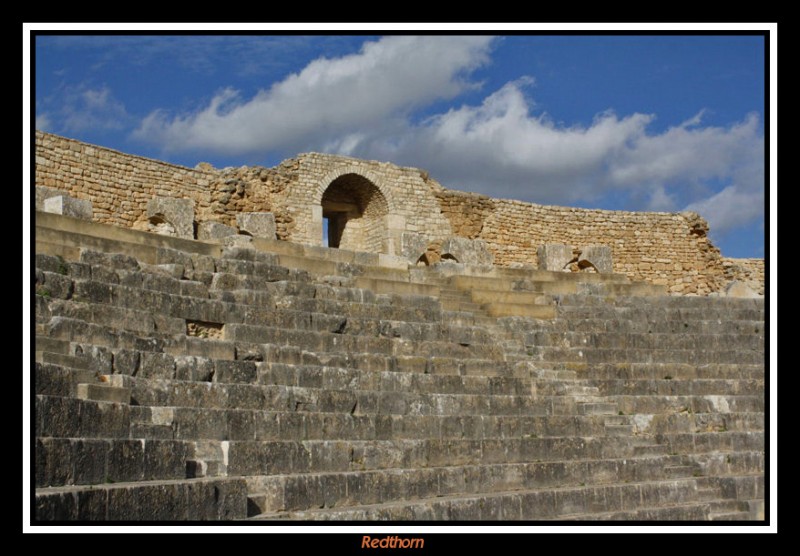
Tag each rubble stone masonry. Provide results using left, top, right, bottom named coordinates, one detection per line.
left=34, top=131, right=762, bottom=295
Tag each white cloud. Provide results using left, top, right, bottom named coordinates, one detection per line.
left=345, top=82, right=763, bottom=232
left=35, top=113, right=52, bottom=131
left=131, top=35, right=764, bottom=237
left=61, top=85, right=129, bottom=133
left=685, top=185, right=764, bottom=233
left=645, top=186, right=677, bottom=212
left=134, top=36, right=494, bottom=155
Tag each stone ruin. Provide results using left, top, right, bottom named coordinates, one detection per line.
left=31, top=132, right=766, bottom=522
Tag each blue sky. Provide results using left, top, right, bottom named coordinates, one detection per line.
left=32, top=32, right=768, bottom=258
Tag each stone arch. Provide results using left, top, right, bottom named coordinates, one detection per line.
left=313, top=166, right=402, bottom=254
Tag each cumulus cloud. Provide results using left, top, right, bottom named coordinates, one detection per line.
left=131, top=35, right=764, bottom=236
left=60, top=85, right=130, bottom=133
left=345, top=82, right=764, bottom=233
left=134, top=36, right=494, bottom=155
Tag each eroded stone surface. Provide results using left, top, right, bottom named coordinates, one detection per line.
left=146, top=197, right=194, bottom=239
left=237, top=212, right=276, bottom=239
left=43, top=195, right=93, bottom=220
left=578, top=245, right=613, bottom=273
left=198, top=221, right=237, bottom=241
left=537, top=244, right=573, bottom=271
left=440, top=237, right=493, bottom=266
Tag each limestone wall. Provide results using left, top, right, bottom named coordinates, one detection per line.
left=33, top=131, right=762, bottom=295
left=35, top=131, right=217, bottom=228
left=273, top=153, right=453, bottom=254
left=34, top=131, right=295, bottom=235
left=473, top=199, right=727, bottom=295
left=722, top=257, right=765, bottom=296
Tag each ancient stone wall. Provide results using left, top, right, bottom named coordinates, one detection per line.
left=34, top=131, right=294, bottom=236
left=433, top=190, right=495, bottom=239
left=473, top=200, right=727, bottom=295
left=722, top=257, right=765, bottom=296
left=34, top=131, right=761, bottom=295
left=35, top=131, right=217, bottom=228
left=272, top=153, right=453, bottom=255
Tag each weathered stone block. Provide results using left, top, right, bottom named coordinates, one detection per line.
left=237, top=212, right=276, bottom=239
left=43, top=194, right=93, bottom=220
left=440, top=237, right=494, bottom=266
left=579, top=244, right=613, bottom=273
left=143, top=440, right=188, bottom=480
left=139, top=352, right=176, bottom=380
left=726, top=280, right=760, bottom=298
left=222, top=235, right=254, bottom=248
left=146, top=196, right=194, bottom=239
left=198, top=221, right=237, bottom=241
left=107, top=439, right=145, bottom=483
left=35, top=490, right=79, bottom=520
left=107, top=482, right=188, bottom=520
left=401, top=232, right=430, bottom=264
left=537, top=243, right=573, bottom=271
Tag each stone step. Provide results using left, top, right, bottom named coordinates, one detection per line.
left=134, top=363, right=534, bottom=398
left=565, top=362, right=765, bottom=381
left=589, top=378, right=764, bottom=397
left=664, top=465, right=698, bottom=478
left=76, top=382, right=131, bottom=404
left=470, top=289, right=558, bottom=305
left=555, top=304, right=765, bottom=323
left=604, top=425, right=635, bottom=436
left=585, top=294, right=765, bottom=310
left=607, top=394, right=764, bottom=416
left=40, top=351, right=95, bottom=371
left=708, top=511, right=753, bottom=521
left=128, top=406, right=632, bottom=442
left=35, top=436, right=190, bottom=487
left=245, top=456, right=704, bottom=517
left=186, top=440, right=229, bottom=478
left=36, top=395, right=132, bottom=439
left=276, top=254, right=341, bottom=276
left=35, top=221, right=216, bottom=269
left=249, top=477, right=704, bottom=520
left=131, top=422, right=174, bottom=439
left=559, top=318, right=766, bottom=336
left=130, top=381, right=551, bottom=417
left=35, top=336, right=71, bottom=356
left=655, top=432, right=766, bottom=457
left=47, top=297, right=187, bottom=336
left=577, top=403, right=618, bottom=416
left=353, top=277, right=439, bottom=298
left=526, top=346, right=764, bottom=366
left=484, top=303, right=556, bottom=319
left=521, top=330, right=764, bottom=351
left=35, top=239, right=82, bottom=262
left=222, top=323, right=505, bottom=360
left=633, top=444, right=671, bottom=456
left=579, top=282, right=667, bottom=297
left=35, top=362, right=99, bottom=397
left=34, top=477, right=248, bottom=520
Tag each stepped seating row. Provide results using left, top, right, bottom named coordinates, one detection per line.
left=32, top=213, right=766, bottom=521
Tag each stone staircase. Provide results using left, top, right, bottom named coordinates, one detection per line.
left=32, top=212, right=766, bottom=521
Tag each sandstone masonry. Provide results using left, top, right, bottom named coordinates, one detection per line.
left=34, top=131, right=762, bottom=296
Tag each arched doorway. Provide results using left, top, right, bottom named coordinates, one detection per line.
left=321, top=173, right=389, bottom=252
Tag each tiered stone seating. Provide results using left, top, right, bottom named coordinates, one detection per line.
left=32, top=213, right=765, bottom=521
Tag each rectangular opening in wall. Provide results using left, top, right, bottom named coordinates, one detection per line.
left=186, top=320, right=224, bottom=339
left=322, top=212, right=347, bottom=248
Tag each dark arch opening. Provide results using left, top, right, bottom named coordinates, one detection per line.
left=321, top=174, right=388, bottom=252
